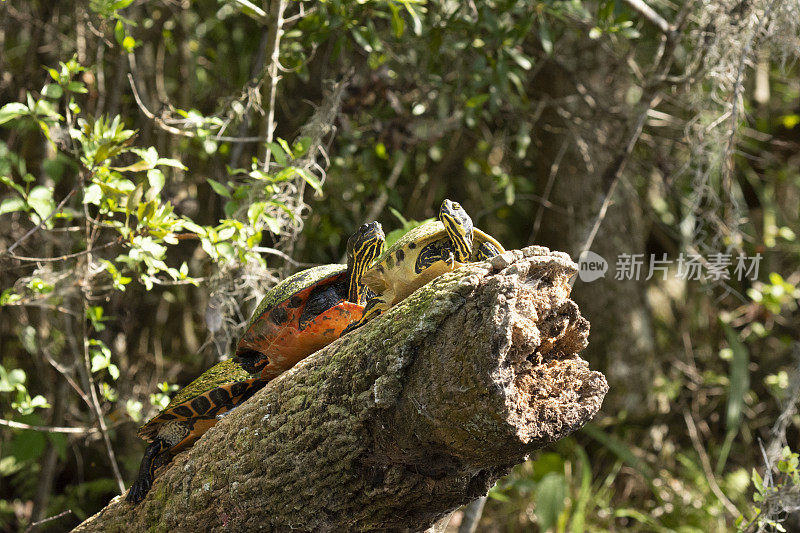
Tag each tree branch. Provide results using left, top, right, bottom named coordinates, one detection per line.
left=75, top=247, right=607, bottom=532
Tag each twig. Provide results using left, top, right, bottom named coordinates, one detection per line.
left=0, top=418, right=98, bottom=435
left=23, top=509, right=74, bottom=533
left=3, top=187, right=78, bottom=256
left=78, top=204, right=125, bottom=494
left=127, top=73, right=266, bottom=143
left=529, top=139, right=569, bottom=244
left=575, top=94, right=660, bottom=268
left=260, top=0, right=289, bottom=170
left=229, top=30, right=272, bottom=167
left=229, top=0, right=268, bottom=24
left=42, top=347, right=92, bottom=409
left=283, top=5, right=316, bottom=24
left=682, top=410, right=741, bottom=516
left=2, top=300, right=80, bottom=316
left=622, top=0, right=673, bottom=34
left=251, top=246, right=316, bottom=267
left=7, top=239, right=121, bottom=263
left=364, top=152, right=409, bottom=223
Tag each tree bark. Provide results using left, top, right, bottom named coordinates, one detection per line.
left=74, top=246, right=607, bottom=532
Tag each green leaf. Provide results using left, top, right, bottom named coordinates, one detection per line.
left=155, top=157, right=186, bottom=170
left=207, top=178, right=231, bottom=198
left=0, top=176, right=26, bottom=196
left=401, top=1, right=422, bottom=35
left=536, top=472, right=566, bottom=532
left=267, top=142, right=288, bottom=166
left=276, top=138, right=293, bottom=159
left=506, top=48, right=532, bottom=70
left=41, top=84, right=63, bottom=99
left=465, top=94, right=490, bottom=108
left=0, top=288, right=22, bottom=306
left=147, top=169, right=165, bottom=195
left=0, top=197, right=26, bottom=216
left=582, top=423, right=655, bottom=479
left=27, top=186, right=55, bottom=223
left=115, top=20, right=125, bottom=46
left=294, top=167, right=323, bottom=193
left=83, top=183, right=103, bottom=205
left=350, top=28, right=373, bottom=53
left=91, top=354, right=108, bottom=373
left=215, top=242, right=235, bottom=260
left=127, top=182, right=144, bottom=217
left=7, top=419, right=46, bottom=460
left=264, top=215, right=282, bottom=235
left=487, top=489, right=511, bottom=502
left=0, top=102, right=30, bottom=125
left=66, top=81, right=89, bottom=94
left=28, top=395, right=50, bottom=410
left=722, top=322, right=749, bottom=433
left=389, top=2, right=405, bottom=37
left=539, top=17, right=553, bottom=55
left=292, top=136, right=311, bottom=157
left=122, top=36, right=136, bottom=52
left=217, top=226, right=236, bottom=241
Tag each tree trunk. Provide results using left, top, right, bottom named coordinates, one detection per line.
left=74, top=247, right=607, bottom=532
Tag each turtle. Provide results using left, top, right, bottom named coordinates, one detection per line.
left=126, top=221, right=385, bottom=504
left=127, top=358, right=265, bottom=503
left=343, top=199, right=504, bottom=332
left=233, top=220, right=386, bottom=379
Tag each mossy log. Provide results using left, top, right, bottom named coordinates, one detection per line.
left=74, top=246, right=607, bottom=532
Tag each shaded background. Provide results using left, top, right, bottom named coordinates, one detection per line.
left=1, top=0, right=799, bottom=531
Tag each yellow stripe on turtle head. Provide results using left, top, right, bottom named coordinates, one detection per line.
left=346, top=221, right=386, bottom=303
left=439, top=199, right=473, bottom=262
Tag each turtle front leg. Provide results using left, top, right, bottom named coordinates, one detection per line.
left=341, top=295, right=390, bottom=335
left=127, top=438, right=170, bottom=504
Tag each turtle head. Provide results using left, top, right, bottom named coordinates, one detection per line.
left=346, top=221, right=385, bottom=303
left=439, top=199, right=473, bottom=262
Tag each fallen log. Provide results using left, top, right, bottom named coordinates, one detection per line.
left=74, top=246, right=607, bottom=532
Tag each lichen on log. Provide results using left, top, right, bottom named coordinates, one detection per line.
left=74, top=246, right=607, bottom=532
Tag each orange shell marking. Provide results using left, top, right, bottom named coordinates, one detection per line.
left=237, top=282, right=364, bottom=380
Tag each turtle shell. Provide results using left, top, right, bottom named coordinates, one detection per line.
left=362, top=221, right=504, bottom=294
left=472, top=228, right=505, bottom=257
left=137, top=358, right=259, bottom=441
left=235, top=263, right=365, bottom=380
left=244, top=264, right=346, bottom=330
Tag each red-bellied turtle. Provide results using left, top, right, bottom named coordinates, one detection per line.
left=234, top=221, right=385, bottom=379
left=343, top=199, right=503, bottom=332
left=126, top=222, right=385, bottom=504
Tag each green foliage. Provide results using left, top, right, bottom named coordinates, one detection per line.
left=738, top=446, right=800, bottom=532
left=150, top=382, right=180, bottom=411
left=0, top=365, right=50, bottom=415
left=1, top=0, right=799, bottom=530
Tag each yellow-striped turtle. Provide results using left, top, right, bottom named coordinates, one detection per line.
left=343, top=199, right=504, bottom=332
left=127, top=222, right=385, bottom=504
